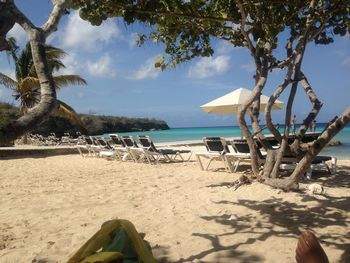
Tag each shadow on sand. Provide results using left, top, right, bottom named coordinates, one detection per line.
left=154, top=164, right=350, bottom=262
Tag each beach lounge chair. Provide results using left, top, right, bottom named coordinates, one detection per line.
left=280, top=155, right=337, bottom=179
left=76, top=138, right=89, bottom=157
left=109, top=134, right=125, bottom=147
left=232, top=139, right=306, bottom=172
left=94, top=137, right=119, bottom=160
left=76, top=136, right=115, bottom=158
left=230, top=139, right=261, bottom=172
left=76, top=136, right=102, bottom=157
left=120, top=136, right=144, bottom=162
left=138, top=135, right=192, bottom=163
left=256, top=136, right=337, bottom=178
left=233, top=139, right=336, bottom=178
left=109, top=134, right=129, bottom=160
left=95, top=137, right=111, bottom=149
left=195, top=137, right=236, bottom=172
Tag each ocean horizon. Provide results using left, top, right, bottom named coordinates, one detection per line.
left=105, top=123, right=350, bottom=159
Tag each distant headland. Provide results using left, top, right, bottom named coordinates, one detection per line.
left=0, top=102, right=169, bottom=137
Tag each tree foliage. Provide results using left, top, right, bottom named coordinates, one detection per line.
left=73, top=0, right=349, bottom=69
left=73, top=0, right=350, bottom=188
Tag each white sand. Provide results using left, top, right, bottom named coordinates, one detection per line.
left=0, top=149, right=349, bottom=262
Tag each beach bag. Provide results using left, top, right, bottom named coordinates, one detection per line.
left=68, top=219, right=156, bottom=263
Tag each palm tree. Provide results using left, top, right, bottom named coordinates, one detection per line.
left=0, top=39, right=87, bottom=127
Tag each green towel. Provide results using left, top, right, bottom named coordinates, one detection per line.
left=68, top=219, right=156, bottom=263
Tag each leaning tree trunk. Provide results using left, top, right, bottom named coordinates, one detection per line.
left=238, top=67, right=268, bottom=176
left=290, top=72, right=323, bottom=153
left=265, top=106, right=350, bottom=190
left=0, top=0, right=71, bottom=146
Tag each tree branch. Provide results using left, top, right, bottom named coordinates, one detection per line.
left=286, top=106, right=350, bottom=187
left=290, top=72, right=323, bottom=151
left=42, top=0, right=72, bottom=38
left=235, top=0, right=258, bottom=63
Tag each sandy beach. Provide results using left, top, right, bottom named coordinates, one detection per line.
left=0, top=147, right=349, bottom=262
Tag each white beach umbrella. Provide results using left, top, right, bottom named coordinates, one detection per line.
left=200, top=87, right=284, bottom=114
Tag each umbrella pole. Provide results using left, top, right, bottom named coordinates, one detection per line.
left=238, top=106, right=243, bottom=139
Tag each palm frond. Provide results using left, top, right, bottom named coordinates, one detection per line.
left=27, top=46, right=68, bottom=76
left=53, top=75, right=87, bottom=90
left=16, top=43, right=33, bottom=80
left=0, top=72, right=18, bottom=90
left=53, top=100, right=85, bottom=127
left=5, top=37, right=19, bottom=63
left=45, top=45, right=67, bottom=60
left=49, top=58, right=66, bottom=73
left=19, top=77, right=40, bottom=93
left=14, top=81, right=40, bottom=113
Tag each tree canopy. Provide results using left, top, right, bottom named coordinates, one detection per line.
left=72, top=0, right=349, bottom=69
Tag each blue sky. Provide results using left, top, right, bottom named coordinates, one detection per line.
left=0, top=1, right=349, bottom=128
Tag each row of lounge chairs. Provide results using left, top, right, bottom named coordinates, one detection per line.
left=76, top=133, right=336, bottom=179
left=195, top=137, right=337, bottom=179
left=76, top=135, right=193, bottom=164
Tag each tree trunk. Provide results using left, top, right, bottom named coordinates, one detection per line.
left=249, top=76, right=265, bottom=142
left=290, top=72, right=323, bottom=152
left=238, top=71, right=268, bottom=176
left=263, top=65, right=299, bottom=178
left=270, top=78, right=298, bottom=178
left=265, top=76, right=293, bottom=142
left=264, top=106, right=350, bottom=190
left=0, top=3, right=16, bottom=51
left=263, top=149, right=278, bottom=178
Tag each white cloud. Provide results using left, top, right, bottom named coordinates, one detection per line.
left=129, top=55, right=161, bottom=80
left=0, top=89, right=3, bottom=98
left=187, top=56, right=231, bottom=79
left=60, top=11, right=120, bottom=52
left=241, top=61, right=255, bottom=73
left=86, top=54, right=116, bottom=78
left=127, top=33, right=139, bottom=48
left=56, top=51, right=116, bottom=79
left=56, top=52, right=82, bottom=75
left=216, top=40, right=238, bottom=54
left=7, top=23, right=27, bottom=47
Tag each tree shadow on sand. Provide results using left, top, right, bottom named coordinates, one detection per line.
left=152, top=242, right=263, bottom=263
left=153, top=165, right=350, bottom=262
left=185, top=165, right=350, bottom=262
left=189, top=194, right=350, bottom=262
left=318, top=163, right=350, bottom=188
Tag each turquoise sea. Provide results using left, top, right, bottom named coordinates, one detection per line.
left=107, top=124, right=350, bottom=159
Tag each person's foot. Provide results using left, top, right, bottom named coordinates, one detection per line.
left=296, top=231, right=329, bottom=263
